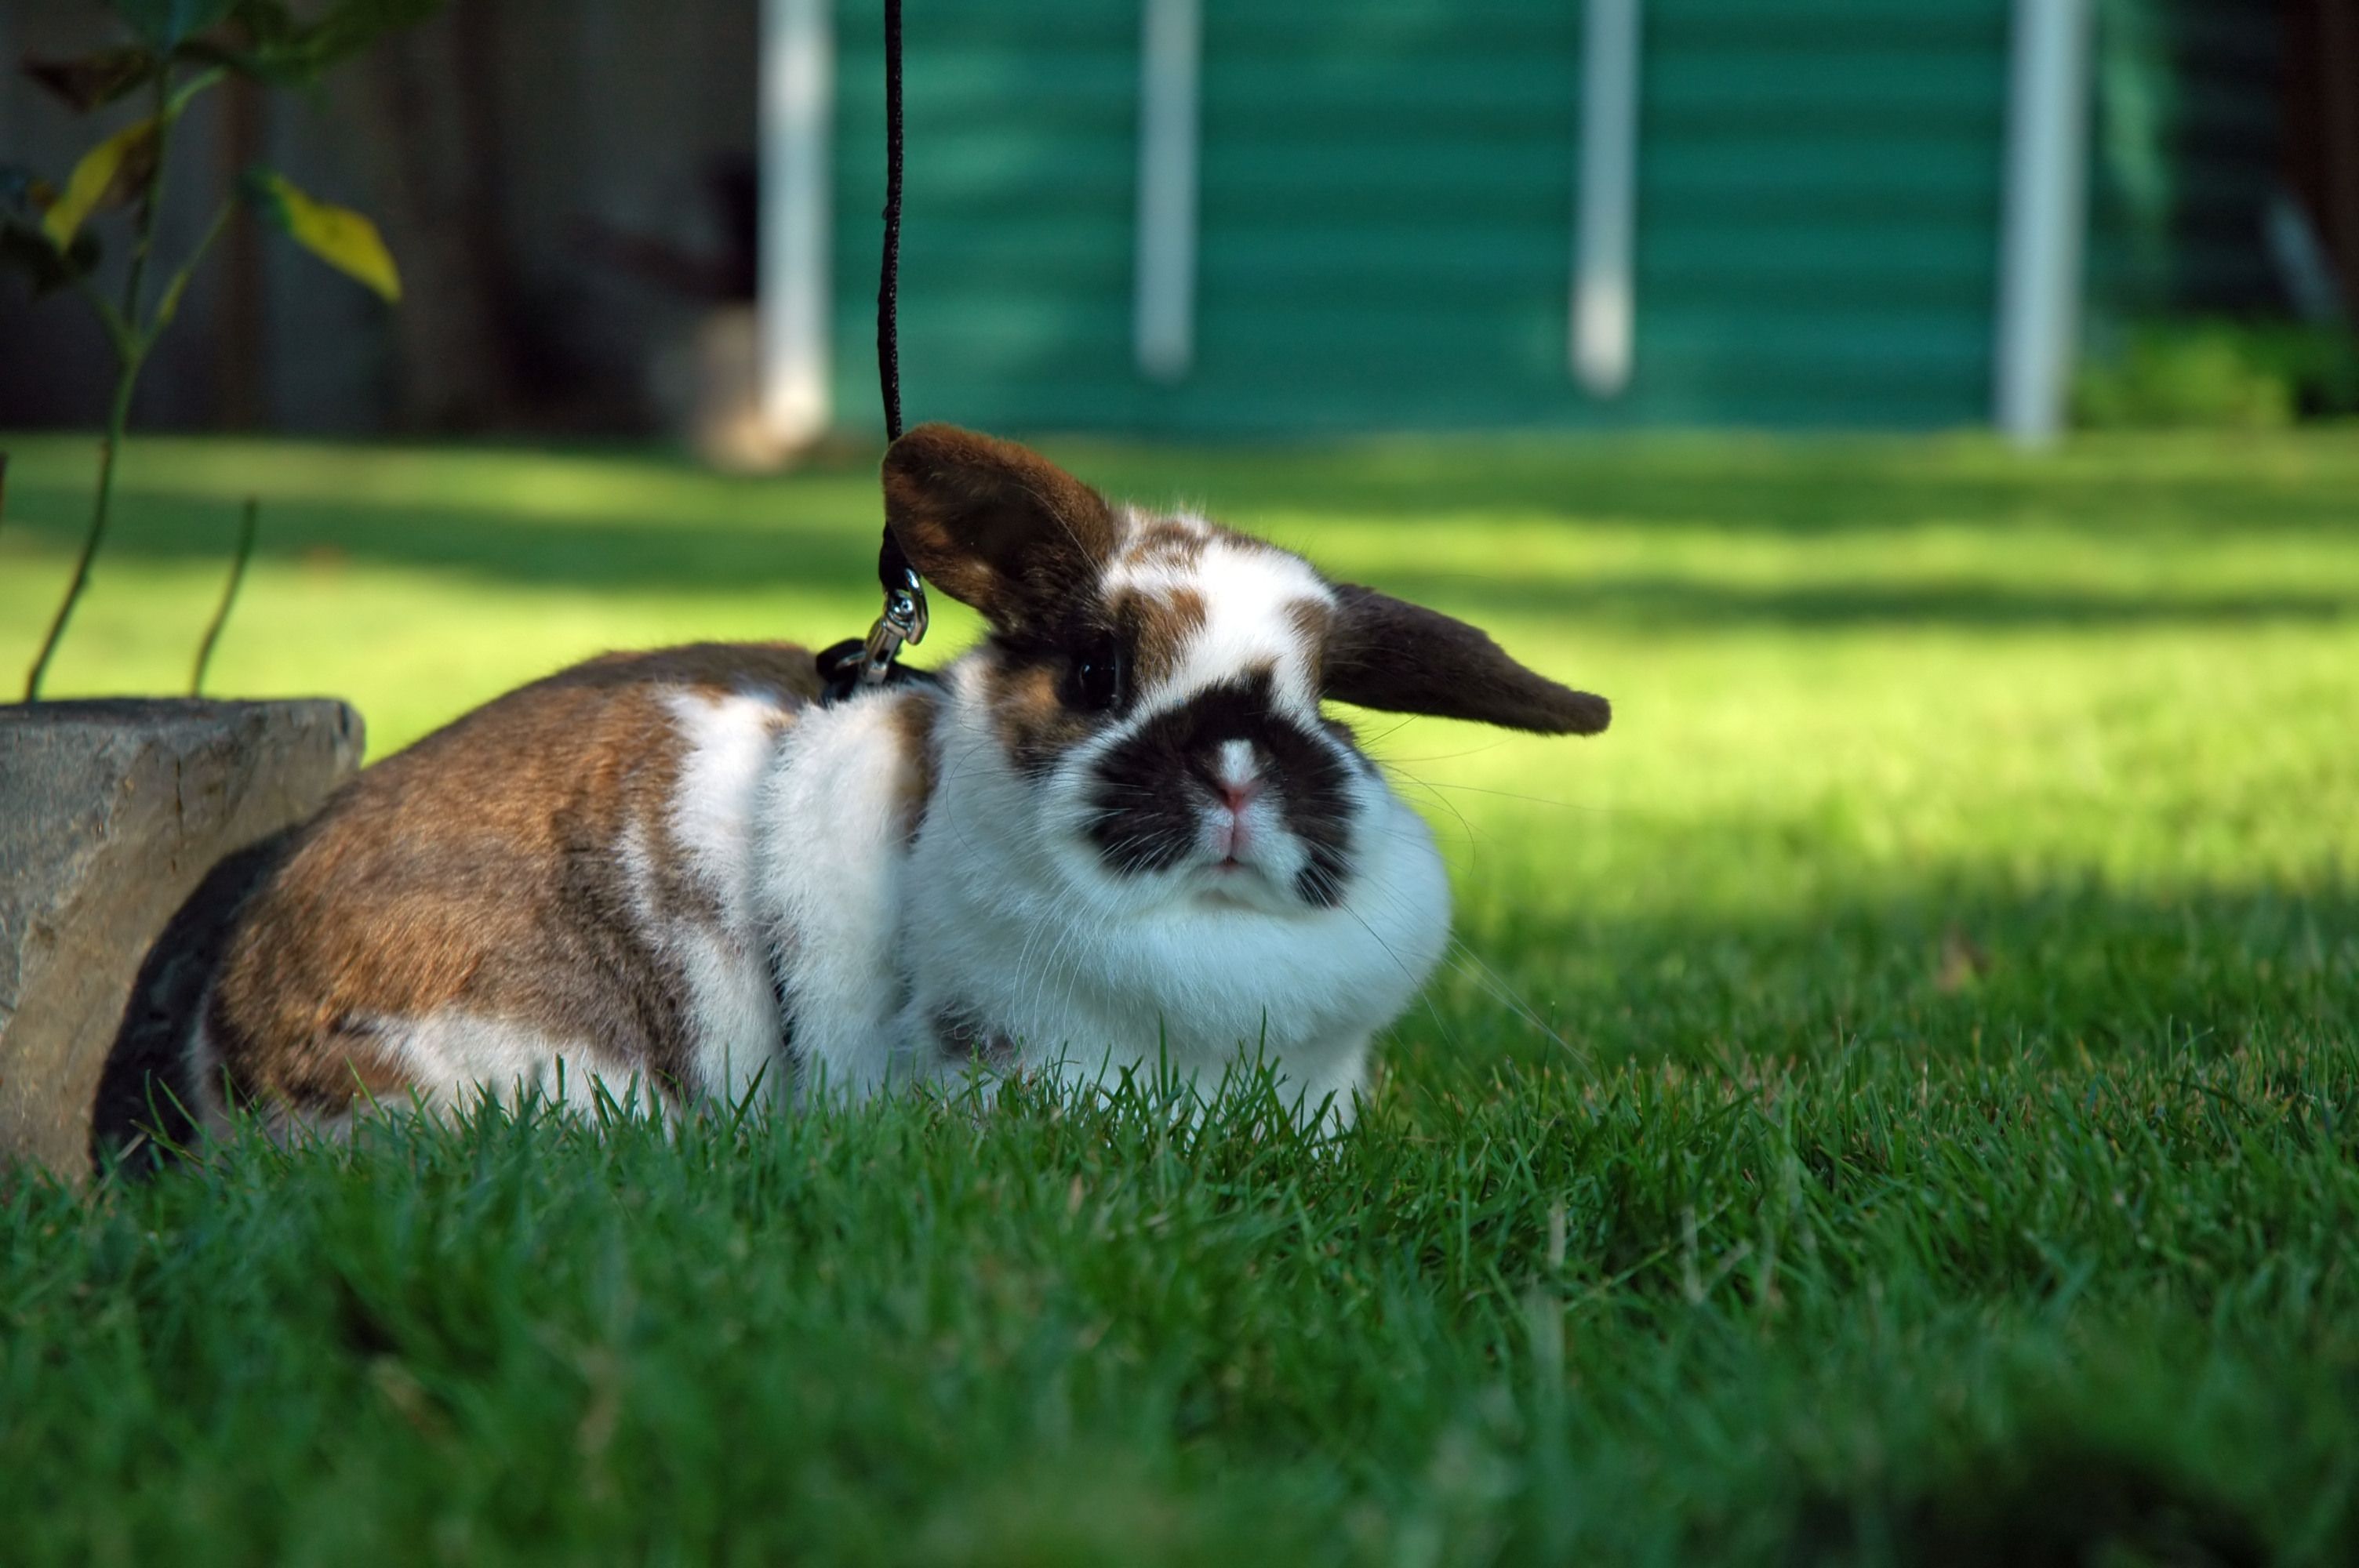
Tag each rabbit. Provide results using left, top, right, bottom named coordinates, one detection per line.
left=185, top=425, right=1608, bottom=1137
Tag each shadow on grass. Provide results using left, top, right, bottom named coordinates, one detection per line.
left=1789, top=1438, right=2267, bottom=1567
left=4, top=479, right=2350, bottom=630
left=1065, top=436, right=2359, bottom=543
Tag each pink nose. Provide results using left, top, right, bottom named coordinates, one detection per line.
left=1217, top=778, right=1262, bottom=815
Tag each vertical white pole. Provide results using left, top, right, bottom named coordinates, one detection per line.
left=1994, top=0, right=2095, bottom=448
left=761, top=0, right=834, bottom=444
left=1135, top=0, right=1202, bottom=383
left=1573, top=0, right=1642, bottom=397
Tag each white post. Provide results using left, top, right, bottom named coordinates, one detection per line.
left=760, top=0, right=834, bottom=444
left=1572, top=0, right=1642, bottom=397
left=1134, top=0, right=1202, bottom=383
left=1994, top=0, right=2095, bottom=448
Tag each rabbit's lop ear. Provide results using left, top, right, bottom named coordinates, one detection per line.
left=882, top=424, right=1118, bottom=631
left=1325, top=583, right=1611, bottom=735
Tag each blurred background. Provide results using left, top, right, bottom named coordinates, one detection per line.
left=4, top=0, right=2355, bottom=458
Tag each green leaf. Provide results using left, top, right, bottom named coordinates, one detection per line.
left=21, top=47, right=162, bottom=113
left=42, top=116, right=160, bottom=252
left=242, top=167, right=400, bottom=301
left=107, top=0, right=237, bottom=49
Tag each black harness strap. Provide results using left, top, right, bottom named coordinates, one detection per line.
left=820, top=0, right=930, bottom=702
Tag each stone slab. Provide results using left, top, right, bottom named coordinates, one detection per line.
left=0, top=699, right=362, bottom=1178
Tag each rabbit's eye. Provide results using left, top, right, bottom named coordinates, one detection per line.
left=1070, top=641, right=1127, bottom=713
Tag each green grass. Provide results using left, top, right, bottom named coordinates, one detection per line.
left=3, top=428, right=2357, bottom=1564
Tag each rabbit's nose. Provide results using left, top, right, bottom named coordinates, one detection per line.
left=1210, top=738, right=1264, bottom=813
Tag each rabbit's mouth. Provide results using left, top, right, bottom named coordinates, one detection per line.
left=1175, top=804, right=1329, bottom=913
left=1190, top=858, right=1295, bottom=913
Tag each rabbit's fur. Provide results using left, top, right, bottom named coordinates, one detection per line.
left=190, top=426, right=1608, bottom=1133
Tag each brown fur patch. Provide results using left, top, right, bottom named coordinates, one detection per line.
left=885, top=688, right=940, bottom=844
left=1285, top=597, right=1335, bottom=687
left=243, top=1024, right=416, bottom=1120
left=1325, top=585, right=1610, bottom=735
left=1128, top=517, right=1207, bottom=568
left=1115, top=585, right=1209, bottom=688
left=205, top=643, right=820, bottom=1120
left=984, top=655, right=1092, bottom=778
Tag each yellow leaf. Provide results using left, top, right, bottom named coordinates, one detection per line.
left=245, top=171, right=401, bottom=302
left=43, top=116, right=158, bottom=252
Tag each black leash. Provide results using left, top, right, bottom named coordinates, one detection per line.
left=876, top=0, right=906, bottom=447
left=820, top=0, right=930, bottom=702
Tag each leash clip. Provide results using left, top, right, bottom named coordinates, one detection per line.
left=857, top=567, right=929, bottom=687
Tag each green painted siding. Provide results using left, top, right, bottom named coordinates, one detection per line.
left=1627, top=1, right=2008, bottom=429
left=828, top=1, right=2255, bottom=437
left=831, top=1, right=1141, bottom=432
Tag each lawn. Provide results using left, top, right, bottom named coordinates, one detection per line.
left=2, top=428, right=2357, bottom=1563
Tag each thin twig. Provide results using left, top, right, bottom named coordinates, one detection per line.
left=24, top=69, right=179, bottom=700
left=191, top=497, right=259, bottom=697
left=25, top=400, right=131, bottom=701
left=121, top=71, right=179, bottom=318
left=152, top=198, right=234, bottom=333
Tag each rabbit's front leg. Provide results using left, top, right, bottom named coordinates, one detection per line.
left=751, top=687, right=936, bottom=1101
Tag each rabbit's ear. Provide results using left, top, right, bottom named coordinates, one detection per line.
left=882, top=424, right=1118, bottom=631
left=1324, top=584, right=1611, bottom=735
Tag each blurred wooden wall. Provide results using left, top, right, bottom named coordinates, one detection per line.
left=0, top=0, right=758, bottom=435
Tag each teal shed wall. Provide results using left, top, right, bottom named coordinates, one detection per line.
left=828, top=0, right=2277, bottom=438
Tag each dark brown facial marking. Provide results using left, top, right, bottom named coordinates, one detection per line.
left=986, top=655, right=1095, bottom=778
left=1114, top=586, right=1209, bottom=689
left=1285, top=597, right=1335, bottom=685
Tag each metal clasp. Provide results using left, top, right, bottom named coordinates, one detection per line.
left=858, top=567, right=929, bottom=686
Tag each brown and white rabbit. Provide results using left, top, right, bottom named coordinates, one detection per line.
left=187, top=425, right=1608, bottom=1134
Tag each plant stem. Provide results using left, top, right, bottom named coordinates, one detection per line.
left=24, top=350, right=144, bottom=702
left=122, top=72, right=176, bottom=321
left=24, top=71, right=178, bottom=701
left=191, top=497, right=259, bottom=696
left=153, top=199, right=233, bottom=333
